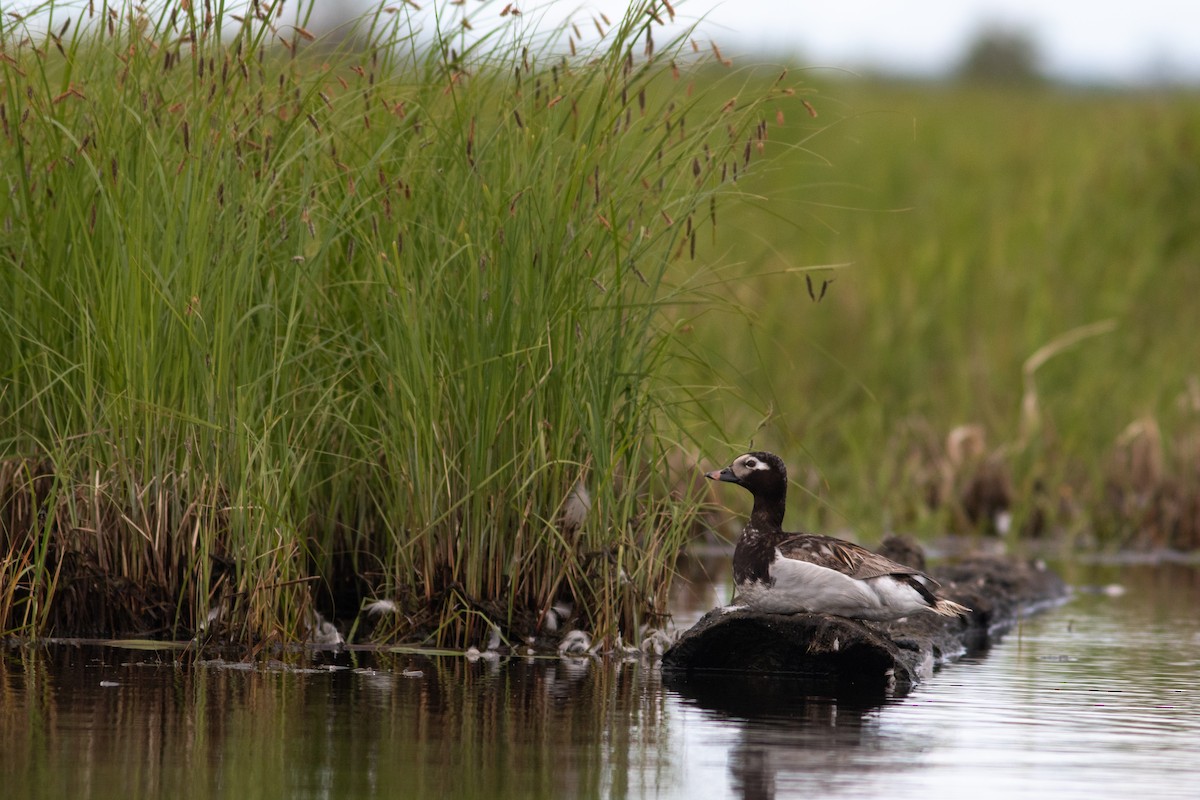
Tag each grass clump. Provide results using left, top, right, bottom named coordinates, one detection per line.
left=0, top=1, right=803, bottom=645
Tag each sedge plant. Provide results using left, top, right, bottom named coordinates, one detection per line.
left=0, top=0, right=807, bottom=646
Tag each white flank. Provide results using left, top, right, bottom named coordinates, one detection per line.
left=736, top=550, right=935, bottom=621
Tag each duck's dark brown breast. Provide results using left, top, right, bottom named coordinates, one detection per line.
left=732, top=527, right=777, bottom=585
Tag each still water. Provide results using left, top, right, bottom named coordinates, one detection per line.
left=2, top=561, right=1198, bottom=800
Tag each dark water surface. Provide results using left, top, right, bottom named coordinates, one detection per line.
left=3, top=562, right=1198, bottom=800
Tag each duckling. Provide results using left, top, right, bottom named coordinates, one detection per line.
left=706, top=451, right=970, bottom=621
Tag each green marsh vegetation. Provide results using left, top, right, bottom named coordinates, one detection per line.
left=0, top=0, right=803, bottom=644
left=680, top=80, right=1200, bottom=549
left=3, top=1, right=1198, bottom=650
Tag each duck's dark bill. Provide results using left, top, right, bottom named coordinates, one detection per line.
left=705, top=467, right=738, bottom=482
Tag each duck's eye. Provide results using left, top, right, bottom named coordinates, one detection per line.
left=745, top=458, right=758, bottom=469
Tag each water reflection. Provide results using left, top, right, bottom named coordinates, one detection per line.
left=0, top=647, right=675, bottom=799
left=667, top=673, right=895, bottom=800
left=658, top=561, right=1200, bottom=800
left=1, top=562, right=1199, bottom=800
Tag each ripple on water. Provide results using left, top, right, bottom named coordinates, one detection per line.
left=670, top=564, right=1200, bottom=800
left=3, top=563, right=1199, bottom=800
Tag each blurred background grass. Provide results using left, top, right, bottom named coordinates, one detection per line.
left=671, top=77, right=1200, bottom=546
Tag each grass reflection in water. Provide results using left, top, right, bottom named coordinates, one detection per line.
left=2, top=562, right=1199, bottom=800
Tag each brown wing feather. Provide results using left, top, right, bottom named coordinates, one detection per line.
left=776, top=533, right=932, bottom=582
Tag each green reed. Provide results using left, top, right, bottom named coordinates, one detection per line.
left=0, top=1, right=804, bottom=644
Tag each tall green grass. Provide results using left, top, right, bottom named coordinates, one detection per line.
left=0, top=1, right=803, bottom=643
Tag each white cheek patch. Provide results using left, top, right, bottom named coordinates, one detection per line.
left=732, top=454, right=773, bottom=480
left=738, top=455, right=771, bottom=471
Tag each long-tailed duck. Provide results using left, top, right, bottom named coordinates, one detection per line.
left=706, top=451, right=970, bottom=621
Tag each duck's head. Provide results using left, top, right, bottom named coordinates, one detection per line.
left=705, top=451, right=787, bottom=499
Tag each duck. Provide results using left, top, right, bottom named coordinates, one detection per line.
left=706, top=451, right=970, bottom=621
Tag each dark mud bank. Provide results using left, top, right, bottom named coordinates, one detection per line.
left=662, top=544, right=1069, bottom=695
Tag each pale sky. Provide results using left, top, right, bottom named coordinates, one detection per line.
left=533, top=0, right=1200, bottom=84
left=687, top=0, right=1200, bottom=83
left=12, top=1, right=1200, bottom=84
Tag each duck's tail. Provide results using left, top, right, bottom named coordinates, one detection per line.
left=929, top=598, right=972, bottom=618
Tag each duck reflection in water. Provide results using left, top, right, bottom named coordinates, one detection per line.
left=667, top=672, right=898, bottom=800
